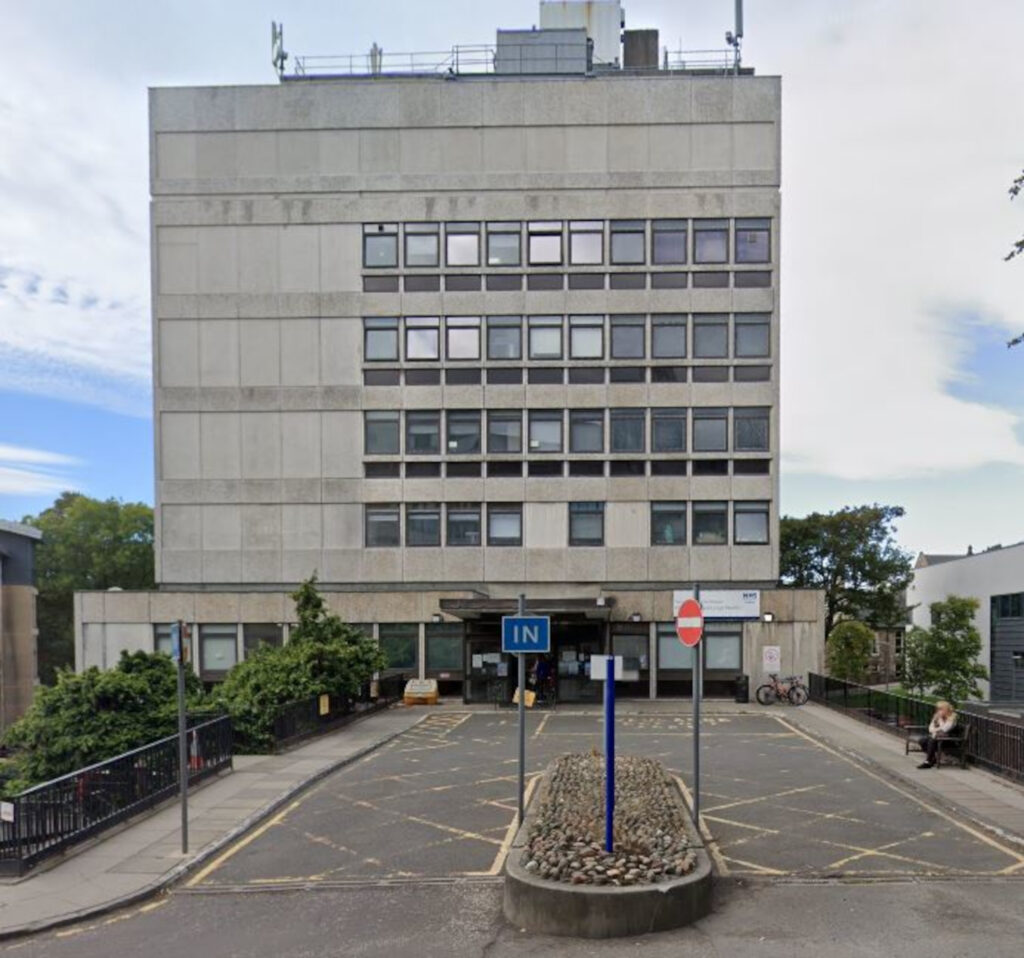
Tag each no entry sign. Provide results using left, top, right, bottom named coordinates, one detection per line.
left=676, top=598, right=704, bottom=647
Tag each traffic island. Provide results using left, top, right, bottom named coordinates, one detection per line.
left=503, top=754, right=712, bottom=938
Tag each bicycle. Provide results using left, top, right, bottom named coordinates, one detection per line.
left=755, top=673, right=808, bottom=706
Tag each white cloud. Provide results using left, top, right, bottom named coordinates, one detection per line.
left=0, top=444, right=79, bottom=496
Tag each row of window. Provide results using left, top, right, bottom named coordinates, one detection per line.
left=364, top=500, right=770, bottom=548
left=363, top=270, right=772, bottom=293
left=363, top=219, right=771, bottom=269
left=365, top=364, right=772, bottom=387
left=992, top=593, right=1024, bottom=620
left=365, top=407, right=770, bottom=456
left=364, top=458, right=770, bottom=479
left=365, top=314, right=771, bottom=363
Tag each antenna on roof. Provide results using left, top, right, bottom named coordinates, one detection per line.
left=725, top=0, right=743, bottom=74
left=271, top=21, right=288, bottom=78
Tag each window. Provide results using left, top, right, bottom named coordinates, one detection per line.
left=379, top=623, right=418, bottom=671
left=199, top=624, right=237, bottom=675
left=366, top=462, right=400, bottom=478
left=529, top=367, right=564, bottom=384
left=446, top=316, right=481, bottom=360
left=366, top=504, right=401, bottom=547
left=610, top=408, right=645, bottom=453
left=693, top=408, right=728, bottom=452
left=570, top=367, right=605, bottom=384
left=487, top=222, right=521, bottom=266
left=569, top=409, right=604, bottom=453
left=610, top=220, right=646, bottom=264
left=613, top=631, right=649, bottom=672
left=735, top=218, right=770, bottom=263
left=610, top=315, right=645, bottom=359
left=446, top=410, right=481, bottom=454
left=363, top=223, right=398, bottom=268
left=365, top=369, right=400, bottom=386
left=243, top=623, right=283, bottom=658
left=694, top=219, right=729, bottom=263
left=426, top=623, right=464, bottom=671
left=735, top=314, right=771, bottom=358
left=652, top=219, right=687, bottom=264
left=487, top=316, right=522, bottom=359
left=364, top=411, right=400, bottom=454
left=488, top=410, right=522, bottom=453
left=529, top=410, right=563, bottom=452
left=651, top=502, right=687, bottom=545
left=569, top=315, right=604, bottom=359
left=154, top=624, right=174, bottom=657
left=734, top=501, right=770, bottom=544
left=445, top=222, right=480, bottom=266
left=652, top=315, right=687, bottom=358
left=447, top=503, right=481, bottom=546
left=735, top=407, right=770, bottom=451
left=405, top=223, right=440, bottom=267
left=652, top=408, right=687, bottom=453
left=658, top=622, right=694, bottom=669
left=693, top=315, right=729, bottom=358
left=528, top=221, right=563, bottom=265
left=528, top=316, right=563, bottom=359
left=488, top=504, right=522, bottom=546
left=406, top=369, right=441, bottom=386
left=405, top=411, right=441, bottom=455
left=405, top=317, right=440, bottom=360
left=705, top=626, right=742, bottom=669
left=569, top=501, right=604, bottom=546
left=569, top=221, right=604, bottom=265
left=405, top=503, right=441, bottom=546
left=692, top=501, right=728, bottom=545
left=364, top=318, right=399, bottom=361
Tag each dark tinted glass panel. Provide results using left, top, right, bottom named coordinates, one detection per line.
left=405, top=461, right=442, bottom=477
left=528, top=460, right=563, bottom=477
left=609, top=272, right=646, bottom=290
left=445, top=275, right=481, bottom=291
left=569, top=460, right=605, bottom=476
left=568, top=367, right=605, bottom=384
left=650, top=272, right=688, bottom=289
left=733, top=458, right=770, bottom=475
left=446, top=461, right=481, bottom=477
left=609, top=460, right=646, bottom=476
left=445, top=367, right=482, bottom=385
left=527, top=273, right=564, bottom=291
left=486, top=367, right=523, bottom=384
left=733, top=365, right=771, bottom=382
left=692, top=366, right=730, bottom=383
left=650, top=460, right=688, bottom=476
left=609, top=366, right=645, bottom=382
left=568, top=273, right=605, bottom=289
left=486, top=273, right=523, bottom=291
left=734, top=271, right=772, bottom=288
left=692, top=271, right=729, bottom=288
left=487, top=461, right=523, bottom=477
left=404, top=274, right=441, bottom=292
left=528, top=367, right=564, bottom=384
left=651, top=366, right=687, bottom=383
left=363, top=275, right=400, bottom=292
left=365, top=462, right=401, bottom=478
left=692, top=459, right=729, bottom=476
left=405, top=368, right=442, bottom=385
left=364, top=369, right=401, bottom=386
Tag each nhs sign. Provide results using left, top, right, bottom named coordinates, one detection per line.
left=501, top=616, right=551, bottom=654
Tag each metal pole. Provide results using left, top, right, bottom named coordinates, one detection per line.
left=176, top=620, right=189, bottom=855
left=692, top=583, right=701, bottom=830
left=517, top=593, right=526, bottom=827
left=604, top=655, right=615, bottom=852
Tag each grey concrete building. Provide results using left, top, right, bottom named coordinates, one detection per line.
left=0, top=520, right=41, bottom=730
left=76, top=5, right=823, bottom=700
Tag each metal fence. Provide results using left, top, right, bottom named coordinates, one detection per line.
left=0, top=716, right=233, bottom=877
left=808, top=673, right=1024, bottom=783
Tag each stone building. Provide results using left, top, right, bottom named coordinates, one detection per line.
left=0, top=520, right=41, bottom=730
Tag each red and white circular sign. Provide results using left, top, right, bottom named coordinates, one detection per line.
left=676, top=598, right=704, bottom=647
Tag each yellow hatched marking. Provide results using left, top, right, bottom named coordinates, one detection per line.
left=465, top=773, right=541, bottom=876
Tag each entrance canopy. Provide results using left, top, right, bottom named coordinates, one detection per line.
left=439, top=596, right=615, bottom=621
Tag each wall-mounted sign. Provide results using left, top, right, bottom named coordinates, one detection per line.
left=762, top=646, right=781, bottom=673
left=673, top=590, right=761, bottom=620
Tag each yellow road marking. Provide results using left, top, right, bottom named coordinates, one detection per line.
left=465, top=773, right=540, bottom=876
left=704, top=783, right=826, bottom=813
left=721, top=854, right=787, bottom=875
left=702, top=814, right=780, bottom=835
left=673, top=775, right=730, bottom=877
left=532, top=712, right=552, bottom=739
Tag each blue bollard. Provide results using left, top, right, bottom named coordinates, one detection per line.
left=604, top=656, right=615, bottom=853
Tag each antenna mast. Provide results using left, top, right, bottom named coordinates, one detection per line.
left=271, top=21, right=288, bottom=78
left=725, top=0, right=743, bottom=74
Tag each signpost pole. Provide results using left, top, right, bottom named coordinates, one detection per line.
left=517, top=593, right=526, bottom=827
left=692, top=583, right=701, bottom=830
left=604, top=655, right=615, bottom=852
left=174, top=620, right=189, bottom=855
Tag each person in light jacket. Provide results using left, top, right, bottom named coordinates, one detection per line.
left=917, top=701, right=958, bottom=768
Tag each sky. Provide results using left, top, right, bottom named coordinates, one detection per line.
left=1, top=0, right=1022, bottom=556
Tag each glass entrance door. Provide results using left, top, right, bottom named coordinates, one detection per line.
left=554, top=621, right=604, bottom=703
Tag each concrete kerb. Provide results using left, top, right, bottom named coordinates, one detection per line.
left=503, top=770, right=713, bottom=938
left=0, top=710, right=429, bottom=944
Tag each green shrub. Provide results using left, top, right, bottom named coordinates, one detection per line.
left=825, top=620, right=875, bottom=683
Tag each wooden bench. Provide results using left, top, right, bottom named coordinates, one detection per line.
left=904, top=722, right=970, bottom=768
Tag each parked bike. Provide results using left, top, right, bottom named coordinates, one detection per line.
left=755, top=673, right=808, bottom=706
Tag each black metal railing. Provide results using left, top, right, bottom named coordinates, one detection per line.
left=0, top=715, right=233, bottom=877
left=808, top=674, right=1024, bottom=783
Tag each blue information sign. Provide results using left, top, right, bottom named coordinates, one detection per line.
left=501, top=616, right=551, bottom=654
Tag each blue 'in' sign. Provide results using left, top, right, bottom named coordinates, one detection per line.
left=501, top=616, right=551, bottom=654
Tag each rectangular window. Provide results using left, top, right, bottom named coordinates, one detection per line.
left=652, top=314, right=687, bottom=358
left=487, top=316, right=522, bottom=359
left=610, top=220, right=646, bottom=264
left=569, top=315, right=604, bottom=359
left=694, top=219, right=729, bottom=263
left=488, top=504, right=522, bottom=546
left=406, top=503, right=441, bottom=547
left=658, top=623, right=695, bottom=669
left=447, top=503, right=482, bottom=546
left=651, top=502, right=687, bottom=545
left=154, top=624, right=174, bottom=657
left=363, top=317, right=399, bottom=361
left=528, top=315, right=563, bottom=359
left=610, top=408, right=645, bottom=453
left=735, top=501, right=770, bottom=544
left=363, top=223, right=398, bottom=268
left=528, top=221, right=563, bottom=265
left=529, top=410, right=563, bottom=453
left=734, top=407, right=770, bottom=451
left=487, top=222, right=521, bottom=266
left=405, top=317, right=440, bottom=361
left=610, top=314, right=645, bottom=359
left=569, top=501, right=604, bottom=546
left=569, top=221, right=604, bottom=265
left=693, top=408, right=728, bottom=452
left=692, top=501, right=728, bottom=545
left=405, top=223, right=440, bottom=267
left=366, top=504, right=401, bottom=547
left=446, top=410, right=481, bottom=454
left=569, top=409, right=604, bottom=453
left=488, top=410, right=522, bottom=453
left=693, top=314, right=729, bottom=358
left=445, top=222, right=480, bottom=267
left=734, top=314, right=771, bottom=358
left=379, top=623, right=418, bottom=671
left=652, top=219, right=688, bottom=264
left=364, top=411, right=400, bottom=455
left=735, top=218, right=770, bottom=264
left=529, top=367, right=564, bottom=384
left=405, top=410, right=441, bottom=455
left=425, top=623, right=464, bottom=671
left=652, top=408, right=687, bottom=453
left=199, top=624, right=237, bottom=675
left=243, top=623, right=283, bottom=659
left=446, top=316, right=481, bottom=360
left=705, top=628, right=742, bottom=669
left=570, top=367, right=605, bottom=384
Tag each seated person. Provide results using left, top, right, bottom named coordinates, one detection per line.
left=917, top=700, right=958, bottom=769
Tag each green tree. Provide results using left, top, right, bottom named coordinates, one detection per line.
left=779, top=504, right=913, bottom=639
left=23, top=492, right=155, bottom=684
left=900, top=626, right=931, bottom=698
left=921, top=596, right=988, bottom=705
left=825, top=620, right=875, bottom=682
